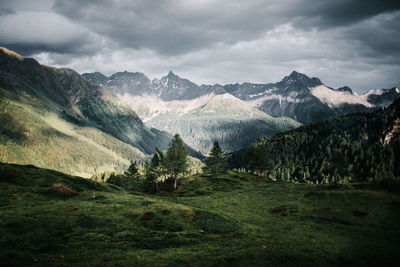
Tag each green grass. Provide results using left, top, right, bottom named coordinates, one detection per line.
left=1, top=163, right=399, bottom=266
left=0, top=96, right=144, bottom=177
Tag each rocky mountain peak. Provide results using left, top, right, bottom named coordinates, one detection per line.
left=167, top=70, right=176, bottom=77
left=336, top=86, right=353, bottom=94
left=279, top=71, right=321, bottom=90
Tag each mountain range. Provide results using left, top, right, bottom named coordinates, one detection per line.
left=83, top=71, right=300, bottom=154
left=225, top=71, right=400, bottom=124
left=1, top=46, right=399, bottom=177
left=83, top=69, right=400, bottom=153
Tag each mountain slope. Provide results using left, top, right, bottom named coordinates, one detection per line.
left=0, top=47, right=170, bottom=155
left=84, top=71, right=300, bottom=154
left=230, top=97, right=400, bottom=183
left=225, top=71, right=400, bottom=124
left=0, top=47, right=201, bottom=176
left=0, top=93, right=143, bottom=177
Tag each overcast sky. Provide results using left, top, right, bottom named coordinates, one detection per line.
left=1, top=0, right=399, bottom=93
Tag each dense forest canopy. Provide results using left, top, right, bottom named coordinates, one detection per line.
left=230, top=98, right=400, bottom=183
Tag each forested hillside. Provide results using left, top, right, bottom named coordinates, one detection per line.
left=230, top=98, right=400, bottom=183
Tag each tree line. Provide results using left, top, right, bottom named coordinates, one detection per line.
left=105, top=134, right=229, bottom=192
left=230, top=98, right=400, bottom=183
left=104, top=98, right=400, bottom=190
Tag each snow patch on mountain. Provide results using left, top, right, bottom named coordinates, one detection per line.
left=311, top=85, right=372, bottom=108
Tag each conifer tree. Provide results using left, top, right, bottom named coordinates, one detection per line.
left=125, top=161, right=138, bottom=177
left=143, top=161, right=157, bottom=192
left=165, top=134, right=188, bottom=190
left=204, top=141, right=228, bottom=178
left=246, top=145, right=273, bottom=178
left=151, top=151, right=160, bottom=169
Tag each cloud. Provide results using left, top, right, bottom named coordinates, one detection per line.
left=52, top=0, right=400, bottom=56
left=0, top=8, right=15, bottom=16
left=0, top=0, right=399, bottom=93
left=294, top=0, right=400, bottom=29
left=343, top=11, right=400, bottom=58
left=0, top=11, right=107, bottom=55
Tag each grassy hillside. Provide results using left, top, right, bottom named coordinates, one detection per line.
left=0, top=95, right=144, bottom=177
left=1, top=163, right=399, bottom=266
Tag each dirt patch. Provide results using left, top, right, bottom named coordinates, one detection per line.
left=52, top=184, right=74, bottom=196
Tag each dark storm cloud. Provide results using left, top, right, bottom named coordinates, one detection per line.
left=0, top=8, right=15, bottom=16
left=0, top=0, right=399, bottom=92
left=3, top=0, right=399, bottom=58
left=52, top=0, right=285, bottom=55
left=343, top=11, right=400, bottom=58
left=51, top=0, right=400, bottom=56
left=0, top=7, right=105, bottom=56
left=296, top=0, right=400, bottom=29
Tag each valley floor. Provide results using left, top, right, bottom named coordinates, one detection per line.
left=1, top=163, right=399, bottom=266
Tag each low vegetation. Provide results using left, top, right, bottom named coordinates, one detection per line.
left=1, top=162, right=399, bottom=266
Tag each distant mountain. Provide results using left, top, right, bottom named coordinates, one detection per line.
left=225, top=71, right=400, bottom=124
left=365, top=87, right=400, bottom=107
left=81, top=71, right=108, bottom=86
left=85, top=71, right=300, bottom=154
left=0, top=47, right=200, bottom=177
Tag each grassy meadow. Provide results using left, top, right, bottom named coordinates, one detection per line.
left=1, top=163, right=399, bottom=266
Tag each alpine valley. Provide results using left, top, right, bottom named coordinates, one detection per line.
left=2, top=0, right=400, bottom=264
left=2, top=46, right=399, bottom=177
left=0, top=47, right=201, bottom=177
left=1, top=46, right=400, bottom=266
left=83, top=69, right=399, bottom=153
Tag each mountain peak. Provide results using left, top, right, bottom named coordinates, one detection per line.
left=336, top=86, right=353, bottom=94
left=288, top=70, right=308, bottom=80
left=279, top=71, right=319, bottom=87
left=280, top=71, right=310, bottom=83
left=109, top=71, right=149, bottom=80
left=167, top=70, right=176, bottom=77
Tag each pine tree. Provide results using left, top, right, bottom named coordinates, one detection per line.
left=125, top=161, right=138, bottom=177
left=247, top=145, right=273, bottom=178
left=165, top=134, right=188, bottom=191
left=204, top=141, right=228, bottom=178
left=150, top=152, right=160, bottom=169
left=143, top=161, right=157, bottom=193
left=332, top=151, right=348, bottom=178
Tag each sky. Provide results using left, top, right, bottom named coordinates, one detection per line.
left=0, top=0, right=399, bottom=93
